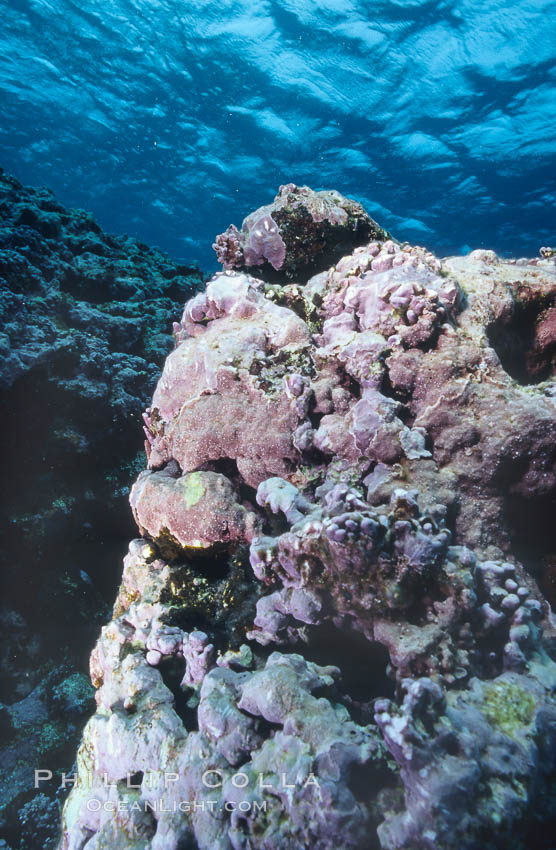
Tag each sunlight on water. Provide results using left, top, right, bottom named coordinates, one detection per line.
left=0, top=0, right=555, bottom=267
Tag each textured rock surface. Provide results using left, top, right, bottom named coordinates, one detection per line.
left=60, top=188, right=556, bottom=849
left=213, top=183, right=392, bottom=284
left=0, top=170, right=202, bottom=848
left=130, top=467, right=261, bottom=558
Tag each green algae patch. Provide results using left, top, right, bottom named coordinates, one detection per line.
left=483, top=681, right=535, bottom=736
left=183, top=472, right=206, bottom=509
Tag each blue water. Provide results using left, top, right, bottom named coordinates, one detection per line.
left=1, top=0, right=555, bottom=270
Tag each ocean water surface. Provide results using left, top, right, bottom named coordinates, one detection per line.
left=1, top=0, right=555, bottom=269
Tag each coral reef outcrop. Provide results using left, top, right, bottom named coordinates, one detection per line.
left=57, top=185, right=556, bottom=849
left=213, top=183, right=391, bottom=284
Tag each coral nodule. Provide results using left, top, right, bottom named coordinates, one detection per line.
left=60, top=185, right=556, bottom=850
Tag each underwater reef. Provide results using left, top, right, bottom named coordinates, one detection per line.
left=56, top=184, right=556, bottom=850
left=0, top=169, right=202, bottom=849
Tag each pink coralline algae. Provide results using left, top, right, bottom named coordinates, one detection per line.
left=61, top=189, right=556, bottom=850
left=144, top=272, right=312, bottom=487
left=130, top=465, right=261, bottom=558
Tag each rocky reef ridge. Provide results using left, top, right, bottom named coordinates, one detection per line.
left=60, top=185, right=556, bottom=849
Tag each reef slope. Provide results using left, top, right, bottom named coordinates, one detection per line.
left=0, top=169, right=202, bottom=850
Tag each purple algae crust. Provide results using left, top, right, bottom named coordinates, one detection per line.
left=60, top=187, right=556, bottom=850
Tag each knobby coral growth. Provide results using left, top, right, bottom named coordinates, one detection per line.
left=60, top=186, right=556, bottom=850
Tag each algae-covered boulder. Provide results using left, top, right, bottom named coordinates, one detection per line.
left=130, top=467, right=261, bottom=557
left=60, top=188, right=556, bottom=850
left=213, top=183, right=392, bottom=283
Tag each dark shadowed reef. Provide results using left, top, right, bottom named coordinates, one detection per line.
left=0, top=169, right=202, bottom=850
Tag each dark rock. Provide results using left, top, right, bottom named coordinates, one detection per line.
left=213, top=182, right=392, bottom=283
left=0, top=168, right=203, bottom=850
